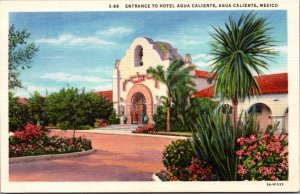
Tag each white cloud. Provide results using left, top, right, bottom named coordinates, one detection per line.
left=85, top=67, right=113, bottom=75
left=272, top=46, right=287, bottom=53
left=13, top=85, right=59, bottom=98
left=180, top=38, right=206, bottom=45
left=194, top=60, right=213, bottom=68
left=90, top=83, right=112, bottom=91
left=41, top=72, right=110, bottom=83
left=36, top=34, right=116, bottom=46
left=97, top=27, right=133, bottom=36
left=192, top=54, right=212, bottom=61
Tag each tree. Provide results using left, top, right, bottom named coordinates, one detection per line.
left=147, top=59, right=195, bottom=131
left=43, top=87, right=113, bottom=137
left=9, top=24, right=38, bottom=89
left=208, top=12, right=277, bottom=122
left=27, top=91, right=45, bottom=126
left=9, top=92, right=30, bottom=132
left=171, top=74, right=196, bottom=127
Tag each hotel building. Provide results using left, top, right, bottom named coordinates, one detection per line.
left=98, top=37, right=288, bottom=132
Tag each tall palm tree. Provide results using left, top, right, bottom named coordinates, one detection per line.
left=208, top=12, right=277, bottom=122
left=147, top=59, right=195, bottom=131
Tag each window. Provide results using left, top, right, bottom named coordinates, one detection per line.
left=139, top=48, right=143, bottom=66
left=134, top=46, right=144, bottom=67
left=249, top=104, right=262, bottom=114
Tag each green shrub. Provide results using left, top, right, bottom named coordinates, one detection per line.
left=57, top=121, right=72, bottom=131
left=154, top=105, right=187, bottom=131
left=9, top=92, right=30, bottom=132
left=27, top=91, right=47, bottom=126
left=108, top=109, right=120, bottom=124
left=162, top=139, right=196, bottom=169
left=43, top=87, right=113, bottom=130
left=78, top=125, right=92, bottom=130
left=188, top=109, right=276, bottom=181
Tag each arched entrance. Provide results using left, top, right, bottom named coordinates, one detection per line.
left=131, top=92, right=146, bottom=124
left=248, top=103, right=272, bottom=132
left=125, top=84, right=153, bottom=124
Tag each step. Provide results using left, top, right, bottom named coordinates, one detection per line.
left=95, top=124, right=138, bottom=130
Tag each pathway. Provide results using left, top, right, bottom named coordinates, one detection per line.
left=9, top=131, right=177, bottom=181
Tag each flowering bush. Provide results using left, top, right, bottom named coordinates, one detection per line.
left=9, top=135, right=92, bottom=157
left=156, top=157, right=216, bottom=181
left=236, top=134, right=288, bottom=181
left=156, top=139, right=216, bottom=181
left=132, top=124, right=158, bottom=134
left=162, top=139, right=195, bottom=170
left=14, top=124, right=43, bottom=142
left=9, top=124, right=92, bottom=158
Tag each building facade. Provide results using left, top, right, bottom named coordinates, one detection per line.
left=108, top=37, right=288, bottom=132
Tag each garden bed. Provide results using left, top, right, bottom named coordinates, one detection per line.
left=9, top=124, right=93, bottom=158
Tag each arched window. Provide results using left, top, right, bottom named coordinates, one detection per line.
left=248, top=104, right=262, bottom=114
left=134, top=46, right=143, bottom=67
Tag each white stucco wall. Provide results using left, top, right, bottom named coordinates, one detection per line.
left=113, top=37, right=183, bottom=116
left=193, top=76, right=214, bottom=91
left=217, top=93, right=288, bottom=131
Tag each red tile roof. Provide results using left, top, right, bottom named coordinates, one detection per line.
left=194, top=86, right=214, bottom=98
left=194, top=73, right=288, bottom=98
left=96, top=90, right=113, bottom=101
left=17, top=98, right=28, bottom=105
left=194, top=70, right=209, bottom=78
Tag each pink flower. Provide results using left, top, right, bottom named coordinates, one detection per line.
left=262, top=134, right=269, bottom=139
left=254, top=155, right=262, bottom=160
left=250, top=160, right=256, bottom=165
left=271, top=175, right=277, bottom=180
left=236, top=150, right=244, bottom=156
left=237, top=137, right=245, bottom=146
left=249, top=135, right=257, bottom=142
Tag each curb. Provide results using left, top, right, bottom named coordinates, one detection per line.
left=152, top=173, right=163, bottom=182
left=9, top=149, right=96, bottom=163
left=51, top=129, right=187, bottom=139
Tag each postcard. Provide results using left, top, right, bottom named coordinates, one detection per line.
left=0, top=0, right=299, bottom=192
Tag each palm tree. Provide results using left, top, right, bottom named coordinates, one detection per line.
left=147, top=59, right=195, bottom=131
left=208, top=12, right=277, bottom=122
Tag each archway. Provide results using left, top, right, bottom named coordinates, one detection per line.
left=131, top=92, right=146, bottom=124
left=125, top=84, right=153, bottom=124
left=248, top=103, right=272, bottom=132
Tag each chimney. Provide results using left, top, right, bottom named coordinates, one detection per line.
left=184, top=54, right=192, bottom=63
left=115, top=60, right=120, bottom=69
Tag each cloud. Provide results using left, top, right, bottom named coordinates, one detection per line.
left=194, top=60, right=213, bottom=68
left=97, top=27, right=133, bottom=36
left=192, top=54, right=212, bottom=61
left=272, top=46, right=287, bottom=53
left=36, top=34, right=116, bottom=46
left=90, top=83, right=112, bottom=91
left=84, top=67, right=113, bottom=75
left=13, top=85, right=59, bottom=98
left=41, top=72, right=110, bottom=83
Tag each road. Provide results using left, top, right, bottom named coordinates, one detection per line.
left=9, top=131, right=176, bottom=181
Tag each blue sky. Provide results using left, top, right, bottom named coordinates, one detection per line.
left=10, top=11, right=287, bottom=97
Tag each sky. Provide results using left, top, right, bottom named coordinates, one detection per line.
left=9, top=11, right=287, bottom=98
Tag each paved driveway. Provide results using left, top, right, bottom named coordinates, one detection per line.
left=9, top=131, right=176, bottom=181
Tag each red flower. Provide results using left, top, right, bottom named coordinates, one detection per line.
left=236, top=150, right=244, bottom=156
